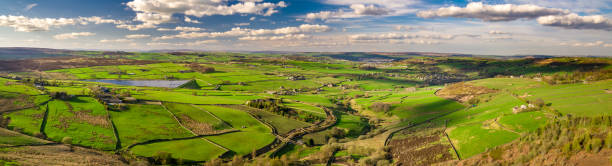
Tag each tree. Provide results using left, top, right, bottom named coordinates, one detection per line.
left=370, top=102, right=390, bottom=112
left=533, top=98, right=546, bottom=108
left=152, top=151, right=173, bottom=165
left=590, top=138, right=603, bottom=152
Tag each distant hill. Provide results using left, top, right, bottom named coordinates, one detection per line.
left=0, top=47, right=76, bottom=60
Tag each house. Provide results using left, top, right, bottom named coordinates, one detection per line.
left=288, top=75, right=305, bottom=81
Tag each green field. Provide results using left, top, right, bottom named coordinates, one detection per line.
left=109, top=104, right=192, bottom=148
left=0, top=52, right=609, bottom=165
left=0, top=128, right=48, bottom=146
left=163, top=103, right=231, bottom=131
left=4, top=106, right=46, bottom=135
left=130, top=138, right=227, bottom=162
left=44, top=98, right=116, bottom=150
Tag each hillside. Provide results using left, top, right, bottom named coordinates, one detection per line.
left=0, top=51, right=609, bottom=165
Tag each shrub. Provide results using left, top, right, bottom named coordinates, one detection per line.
left=533, top=98, right=545, bottom=108
left=187, top=63, right=215, bottom=73
left=590, top=138, right=603, bottom=152
left=572, top=136, right=583, bottom=151
left=61, top=137, right=73, bottom=144
left=370, top=102, right=390, bottom=112
left=152, top=151, right=173, bottom=165
left=562, top=143, right=572, bottom=154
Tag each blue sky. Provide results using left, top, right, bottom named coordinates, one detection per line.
left=0, top=0, right=611, bottom=56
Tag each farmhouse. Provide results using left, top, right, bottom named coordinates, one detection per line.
left=287, top=75, right=305, bottom=80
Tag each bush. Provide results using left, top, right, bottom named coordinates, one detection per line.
left=61, top=137, right=73, bottom=144
left=370, top=102, right=390, bottom=112
left=152, top=151, right=173, bottom=165
left=606, top=133, right=612, bottom=148
left=562, top=143, right=572, bottom=154
left=533, top=98, right=545, bottom=108
left=590, top=138, right=603, bottom=152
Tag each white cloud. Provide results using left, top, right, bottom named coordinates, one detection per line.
left=0, top=15, right=127, bottom=32
left=504, top=0, right=611, bottom=13
left=239, top=34, right=310, bottom=41
left=0, top=15, right=79, bottom=32
left=24, top=3, right=38, bottom=11
left=321, top=0, right=419, bottom=14
left=146, top=40, right=218, bottom=46
left=417, top=2, right=569, bottom=21
left=79, top=16, right=125, bottom=25
left=537, top=14, right=612, bottom=31
left=53, top=32, right=95, bottom=40
left=154, top=24, right=330, bottom=40
left=304, top=4, right=392, bottom=22
left=562, top=41, right=611, bottom=47
left=349, top=33, right=456, bottom=41
left=157, top=26, right=203, bottom=32
left=184, top=16, right=201, bottom=24
left=489, top=30, right=512, bottom=35
left=116, top=23, right=157, bottom=31
left=394, top=25, right=428, bottom=31
left=100, top=39, right=134, bottom=43
left=126, top=0, right=287, bottom=25
left=125, top=34, right=151, bottom=39
left=350, top=4, right=392, bottom=16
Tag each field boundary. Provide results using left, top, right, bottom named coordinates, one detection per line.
left=125, top=130, right=239, bottom=150
left=159, top=102, right=231, bottom=152
left=444, top=120, right=461, bottom=160
left=384, top=106, right=467, bottom=146
left=39, top=103, right=49, bottom=138
left=192, top=105, right=233, bottom=128
left=1, top=98, right=51, bottom=114
left=104, top=108, right=122, bottom=150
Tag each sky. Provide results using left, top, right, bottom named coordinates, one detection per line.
left=0, top=0, right=611, bottom=56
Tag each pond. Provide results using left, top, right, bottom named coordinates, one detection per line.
left=84, top=80, right=190, bottom=88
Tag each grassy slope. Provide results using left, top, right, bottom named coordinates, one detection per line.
left=164, top=103, right=231, bottom=130
left=130, top=138, right=226, bottom=162
left=110, top=104, right=192, bottom=148
left=0, top=128, right=48, bottom=146
left=44, top=98, right=116, bottom=150
left=200, top=105, right=275, bottom=155
left=4, top=106, right=45, bottom=135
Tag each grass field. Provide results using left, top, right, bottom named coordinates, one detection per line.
left=130, top=138, right=227, bottom=162
left=109, top=104, right=192, bottom=148
left=226, top=105, right=311, bottom=135
left=4, top=106, right=46, bottom=135
left=197, top=105, right=276, bottom=155
left=335, top=113, right=369, bottom=137
left=197, top=105, right=270, bottom=133
left=0, top=78, right=41, bottom=95
left=163, top=103, right=231, bottom=132
left=516, top=79, right=612, bottom=116
left=44, top=98, right=116, bottom=150
left=0, top=128, right=48, bottom=146
left=132, top=90, right=259, bottom=104
left=205, top=131, right=275, bottom=155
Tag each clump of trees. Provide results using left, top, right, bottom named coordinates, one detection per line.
left=516, top=115, right=612, bottom=161
left=187, top=63, right=216, bottom=73
left=246, top=98, right=292, bottom=115
left=542, top=69, right=611, bottom=85
left=359, top=65, right=378, bottom=70
left=370, top=102, right=391, bottom=113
